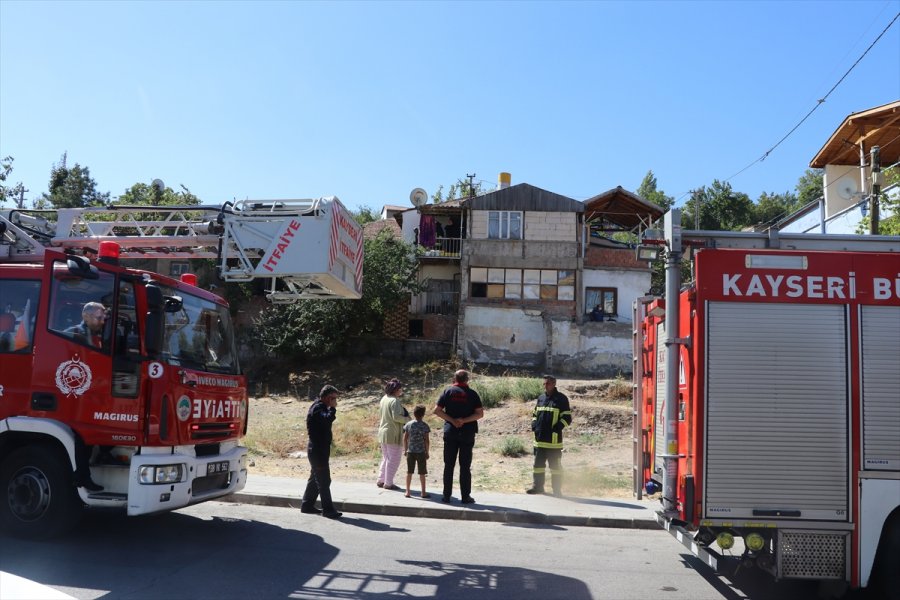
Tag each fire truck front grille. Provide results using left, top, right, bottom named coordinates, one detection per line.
left=777, top=531, right=848, bottom=580
left=192, top=472, right=231, bottom=496
left=192, top=424, right=233, bottom=440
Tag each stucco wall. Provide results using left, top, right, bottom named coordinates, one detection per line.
left=461, top=306, right=546, bottom=367
left=583, top=268, right=650, bottom=322
left=460, top=305, right=633, bottom=377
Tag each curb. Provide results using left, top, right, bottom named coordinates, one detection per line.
left=221, top=493, right=660, bottom=530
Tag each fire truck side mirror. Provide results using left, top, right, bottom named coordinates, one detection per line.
left=66, top=254, right=99, bottom=280
left=145, top=285, right=165, bottom=357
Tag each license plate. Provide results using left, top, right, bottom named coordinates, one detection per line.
left=207, top=461, right=229, bottom=476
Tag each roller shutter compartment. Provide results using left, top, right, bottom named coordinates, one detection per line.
left=861, top=305, right=900, bottom=471
left=704, top=302, right=848, bottom=522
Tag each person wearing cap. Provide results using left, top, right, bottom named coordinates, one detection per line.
left=301, top=385, right=342, bottom=519
left=527, top=375, right=572, bottom=497
left=376, top=378, right=409, bottom=491
left=434, top=369, right=484, bottom=504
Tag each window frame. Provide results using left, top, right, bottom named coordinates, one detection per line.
left=487, top=211, right=523, bottom=240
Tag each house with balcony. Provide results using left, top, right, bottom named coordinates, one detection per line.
left=378, top=175, right=663, bottom=375
left=779, top=100, right=899, bottom=234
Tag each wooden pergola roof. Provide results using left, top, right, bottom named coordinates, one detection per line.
left=583, top=186, right=664, bottom=230
left=810, top=100, right=900, bottom=167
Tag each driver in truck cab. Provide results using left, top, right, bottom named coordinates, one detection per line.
left=66, top=301, right=107, bottom=349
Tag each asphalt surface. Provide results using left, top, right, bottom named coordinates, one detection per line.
left=221, top=474, right=660, bottom=529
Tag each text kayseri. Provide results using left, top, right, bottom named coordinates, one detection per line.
left=722, top=273, right=900, bottom=300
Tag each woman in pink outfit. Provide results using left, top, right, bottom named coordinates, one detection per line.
left=376, top=379, right=409, bottom=490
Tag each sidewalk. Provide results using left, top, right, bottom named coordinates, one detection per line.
left=221, top=475, right=659, bottom=529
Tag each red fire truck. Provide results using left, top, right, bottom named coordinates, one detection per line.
left=634, top=208, right=900, bottom=597
left=0, top=198, right=363, bottom=538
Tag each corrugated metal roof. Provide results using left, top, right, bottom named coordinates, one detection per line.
left=810, top=100, right=900, bottom=168
left=583, top=186, right=664, bottom=230
left=461, top=183, right=582, bottom=212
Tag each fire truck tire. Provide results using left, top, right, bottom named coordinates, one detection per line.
left=0, top=445, right=83, bottom=539
left=870, top=512, right=900, bottom=600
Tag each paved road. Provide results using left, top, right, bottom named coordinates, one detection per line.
left=0, top=502, right=824, bottom=600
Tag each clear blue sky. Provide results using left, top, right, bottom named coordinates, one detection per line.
left=2, top=1, right=898, bottom=213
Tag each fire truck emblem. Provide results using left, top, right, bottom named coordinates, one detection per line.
left=55, top=356, right=93, bottom=397
left=176, top=395, right=192, bottom=422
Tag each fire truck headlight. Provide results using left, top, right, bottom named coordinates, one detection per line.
left=745, top=532, right=766, bottom=552
left=716, top=532, right=735, bottom=550
left=139, top=464, right=185, bottom=484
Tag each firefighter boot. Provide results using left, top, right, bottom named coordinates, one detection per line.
left=526, top=472, right=545, bottom=495
left=551, top=473, right=563, bottom=498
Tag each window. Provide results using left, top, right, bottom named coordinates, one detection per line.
left=586, top=287, right=617, bottom=317
left=0, top=279, right=40, bottom=353
left=470, top=267, right=576, bottom=303
left=170, top=262, right=191, bottom=277
left=49, top=262, right=116, bottom=353
left=488, top=211, right=522, bottom=239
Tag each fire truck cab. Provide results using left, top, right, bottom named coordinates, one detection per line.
left=0, top=198, right=363, bottom=538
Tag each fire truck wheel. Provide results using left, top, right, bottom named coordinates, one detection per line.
left=0, top=445, right=83, bottom=539
left=870, top=513, right=900, bottom=600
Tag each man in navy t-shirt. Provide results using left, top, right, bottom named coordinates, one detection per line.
left=434, top=369, right=484, bottom=504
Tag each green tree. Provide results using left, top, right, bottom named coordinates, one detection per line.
left=684, top=180, right=754, bottom=231
left=116, top=181, right=200, bottom=206
left=432, top=177, right=485, bottom=204
left=636, top=170, right=674, bottom=212
left=41, top=152, right=110, bottom=208
left=753, top=191, right=797, bottom=227
left=253, top=230, right=423, bottom=360
left=0, top=155, right=26, bottom=207
left=352, top=205, right=379, bottom=225
left=795, top=168, right=824, bottom=206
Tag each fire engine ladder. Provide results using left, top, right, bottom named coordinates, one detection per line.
left=0, top=199, right=345, bottom=302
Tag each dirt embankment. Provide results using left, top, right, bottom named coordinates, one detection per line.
left=244, top=359, right=635, bottom=497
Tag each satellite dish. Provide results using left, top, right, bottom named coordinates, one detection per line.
left=409, top=187, right=428, bottom=207
left=151, top=179, right=166, bottom=192
left=836, top=178, right=858, bottom=200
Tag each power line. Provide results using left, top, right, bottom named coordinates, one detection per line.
left=723, top=10, right=900, bottom=185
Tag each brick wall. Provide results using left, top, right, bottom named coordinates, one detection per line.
left=585, top=246, right=648, bottom=270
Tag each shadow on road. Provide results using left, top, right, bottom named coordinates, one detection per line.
left=0, top=509, right=339, bottom=600
left=292, top=560, right=593, bottom=599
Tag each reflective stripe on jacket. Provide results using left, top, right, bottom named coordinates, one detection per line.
left=531, top=390, right=572, bottom=449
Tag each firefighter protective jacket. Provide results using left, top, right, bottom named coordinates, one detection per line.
left=532, top=389, right=572, bottom=449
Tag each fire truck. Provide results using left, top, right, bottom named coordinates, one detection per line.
left=634, top=208, right=900, bottom=597
left=0, top=197, right=363, bottom=538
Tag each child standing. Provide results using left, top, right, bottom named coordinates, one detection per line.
left=403, top=405, right=431, bottom=498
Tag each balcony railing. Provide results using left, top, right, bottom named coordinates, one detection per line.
left=410, top=290, right=460, bottom=316
left=419, top=236, right=461, bottom=259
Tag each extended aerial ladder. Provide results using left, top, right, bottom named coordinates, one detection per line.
left=0, top=197, right=364, bottom=302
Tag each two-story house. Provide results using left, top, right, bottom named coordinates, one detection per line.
left=390, top=174, right=662, bottom=376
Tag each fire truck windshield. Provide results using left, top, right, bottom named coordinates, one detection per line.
left=157, top=287, right=239, bottom=375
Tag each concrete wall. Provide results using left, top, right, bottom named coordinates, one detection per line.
left=550, top=320, right=633, bottom=378
left=461, top=306, right=546, bottom=367
left=470, top=211, right=576, bottom=241
left=459, top=305, right=633, bottom=377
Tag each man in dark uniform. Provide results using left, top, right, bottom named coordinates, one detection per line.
left=434, top=369, right=484, bottom=504
left=301, top=385, right=342, bottom=519
left=526, top=375, right=572, bottom=497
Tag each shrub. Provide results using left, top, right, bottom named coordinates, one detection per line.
left=496, top=436, right=529, bottom=457
left=474, top=377, right=543, bottom=408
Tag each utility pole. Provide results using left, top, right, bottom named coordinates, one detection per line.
left=869, top=146, right=881, bottom=235
left=466, top=173, right=476, bottom=198
left=16, top=186, right=27, bottom=209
